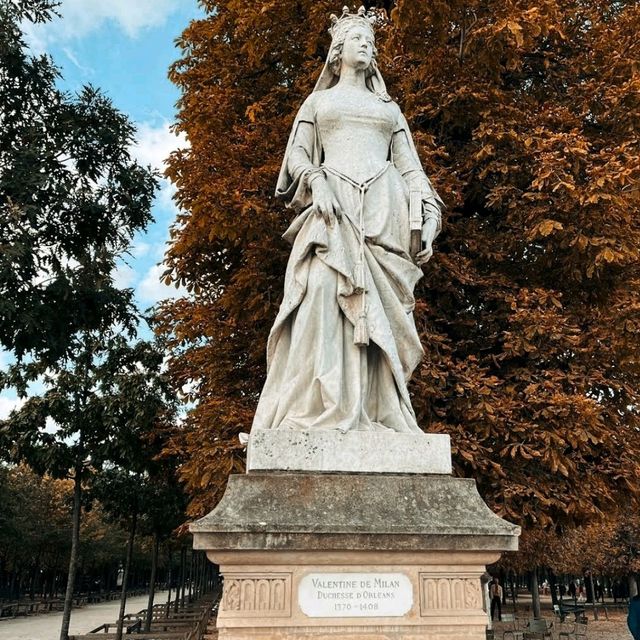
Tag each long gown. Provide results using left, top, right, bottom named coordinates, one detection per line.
left=251, top=86, right=444, bottom=434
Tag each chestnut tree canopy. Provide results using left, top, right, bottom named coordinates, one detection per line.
left=158, top=0, right=640, bottom=530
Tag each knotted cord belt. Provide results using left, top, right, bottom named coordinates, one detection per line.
left=322, top=162, right=391, bottom=346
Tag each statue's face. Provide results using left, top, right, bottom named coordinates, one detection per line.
left=341, top=24, right=374, bottom=71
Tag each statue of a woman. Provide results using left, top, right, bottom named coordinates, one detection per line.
left=252, top=6, right=444, bottom=434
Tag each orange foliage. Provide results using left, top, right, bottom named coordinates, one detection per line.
left=156, top=1, right=640, bottom=527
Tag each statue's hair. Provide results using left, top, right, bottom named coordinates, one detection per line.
left=328, top=28, right=379, bottom=78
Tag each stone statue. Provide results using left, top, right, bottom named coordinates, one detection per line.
left=251, top=6, right=445, bottom=435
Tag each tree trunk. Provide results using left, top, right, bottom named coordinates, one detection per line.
left=188, top=551, right=194, bottom=602
left=629, top=574, right=638, bottom=598
left=59, top=471, right=82, bottom=640
left=165, top=549, right=172, bottom=617
left=115, top=510, right=137, bottom=640
left=586, top=572, right=598, bottom=620
left=199, top=552, right=206, bottom=597
left=144, top=533, right=160, bottom=632
left=531, top=569, right=541, bottom=619
left=549, top=572, right=558, bottom=606
left=9, top=570, right=16, bottom=599
left=180, top=547, right=187, bottom=606
left=29, top=563, right=36, bottom=600
left=176, top=547, right=186, bottom=611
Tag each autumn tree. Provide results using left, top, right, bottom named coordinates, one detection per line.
left=159, top=0, right=640, bottom=532
left=0, top=464, right=157, bottom=602
left=0, top=465, right=71, bottom=600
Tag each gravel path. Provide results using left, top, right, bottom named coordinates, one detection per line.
left=493, top=597, right=633, bottom=640
left=587, top=612, right=633, bottom=640
left=0, top=592, right=167, bottom=640
left=492, top=606, right=633, bottom=640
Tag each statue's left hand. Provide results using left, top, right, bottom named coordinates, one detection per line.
left=416, top=243, right=433, bottom=267
left=416, top=218, right=438, bottom=267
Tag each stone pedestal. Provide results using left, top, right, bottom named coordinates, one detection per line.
left=191, top=438, right=520, bottom=640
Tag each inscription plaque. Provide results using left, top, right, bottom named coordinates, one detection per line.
left=298, top=572, right=413, bottom=618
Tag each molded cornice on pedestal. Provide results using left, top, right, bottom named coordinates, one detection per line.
left=191, top=473, right=519, bottom=553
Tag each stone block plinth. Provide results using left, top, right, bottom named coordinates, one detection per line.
left=247, top=430, right=452, bottom=475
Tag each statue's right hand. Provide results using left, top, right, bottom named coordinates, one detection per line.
left=310, top=177, right=342, bottom=227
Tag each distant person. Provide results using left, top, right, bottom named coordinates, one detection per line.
left=613, top=580, right=620, bottom=603
left=595, top=581, right=603, bottom=602
left=628, top=594, right=640, bottom=640
left=490, top=577, right=503, bottom=622
left=568, top=581, right=577, bottom=601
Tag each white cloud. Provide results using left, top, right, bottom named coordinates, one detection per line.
left=0, top=395, right=25, bottom=420
left=25, top=0, right=184, bottom=49
left=112, top=262, right=136, bottom=289
left=131, top=121, right=187, bottom=254
left=132, top=242, right=151, bottom=259
left=62, top=46, right=94, bottom=75
left=158, top=180, right=178, bottom=212
left=132, top=121, right=188, bottom=172
left=44, top=417, right=59, bottom=435
left=137, top=264, right=186, bottom=306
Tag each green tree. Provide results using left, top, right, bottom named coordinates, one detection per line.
left=138, top=471, right=187, bottom=631
left=159, top=0, right=640, bottom=530
left=91, top=468, right=143, bottom=640
left=1, top=334, right=174, bottom=640
left=0, top=0, right=156, bottom=364
left=92, top=466, right=186, bottom=636
left=1, top=3, right=162, bottom=637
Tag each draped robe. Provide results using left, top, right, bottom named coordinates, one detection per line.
left=251, top=88, right=444, bottom=434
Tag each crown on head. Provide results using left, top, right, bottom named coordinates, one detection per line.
left=329, top=6, right=376, bottom=41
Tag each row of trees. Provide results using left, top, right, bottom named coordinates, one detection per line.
left=0, top=2, right=206, bottom=639
left=495, top=513, right=640, bottom=616
left=0, top=465, right=184, bottom=603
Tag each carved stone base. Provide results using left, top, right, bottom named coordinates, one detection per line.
left=210, top=550, right=495, bottom=640
left=192, top=473, right=519, bottom=639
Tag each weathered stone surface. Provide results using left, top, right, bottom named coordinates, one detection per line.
left=250, top=9, right=446, bottom=439
left=247, top=429, right=452, bottom=475
left=192, top=473, right=519, bottom=638
left=191, top=473, right=519, bottom=553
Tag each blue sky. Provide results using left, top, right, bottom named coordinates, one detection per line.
left=0, top=1, right=203, bottom=418
left=23, top=0, right=203, bottom=307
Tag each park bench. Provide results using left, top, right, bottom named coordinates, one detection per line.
left=72, top=595, right=217, bottom=640
left=558, top=602, right=587, bottom=622
left=41, top=598, right=65, bottom=612
left=522, top=618, right=553, bottom=640
left=89, top=620, right=142, bottom=633
left=559, top=621, right=587, bottom=640
left=0, top=599, right=39, bottom=617
left=501, top=613, right=524, bottom=640
left=70, top=634, right=189, bottom=640
left=0, top=601, right=19, bottom=617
